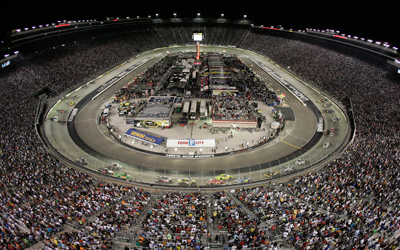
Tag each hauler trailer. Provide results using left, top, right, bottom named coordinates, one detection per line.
left=200, top=99, right=207, bottom=120
left=190, top=100, right=197, bottom=120
left=182, top=101, right=190, bottom=117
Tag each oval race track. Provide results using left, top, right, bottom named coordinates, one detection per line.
left=44, top=46, right=350, bottom=185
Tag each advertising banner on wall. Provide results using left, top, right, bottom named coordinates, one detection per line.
left=167, top=138, right=216, bottom=148
left=125, top=128, right=166, bottom=145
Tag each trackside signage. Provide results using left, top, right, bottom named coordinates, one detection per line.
left=249, top=58, right=309, bottom=104
left=167, top=138, right=216, bottom=148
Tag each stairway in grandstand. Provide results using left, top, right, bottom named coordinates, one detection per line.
left=225, top=191, right=257, bottom=219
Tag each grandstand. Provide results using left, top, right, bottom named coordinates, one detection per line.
left=0, top=16, right=399, bottom=250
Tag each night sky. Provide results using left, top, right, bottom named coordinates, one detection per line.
left=1, top=1, right=398, bottom=49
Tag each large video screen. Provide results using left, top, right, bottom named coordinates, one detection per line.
left=193, top=33, right=203, bottom=41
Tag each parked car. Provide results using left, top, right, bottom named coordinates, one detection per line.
left=98, top=168, right=113, bottom=175
left=207, top=179, right=225, bottom=186
left=62, top=119, right=67, bottom=125
left=155, top=176, right=173, bottom=183
left=295, top=159, right=305, bottom=165
left=235, top=176, right=252, bottom=183
left=323, top=143, right=330, bottom=148
left=332, top=117, right=338, bottom=122
left=76, top=157, right=88, bottom=165
left=54, top=116, right=58, bottom=122
left=215, top=174, right=233, bottom=180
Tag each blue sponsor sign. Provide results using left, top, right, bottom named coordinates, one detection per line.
left=125, top=128, right=165, bottom=145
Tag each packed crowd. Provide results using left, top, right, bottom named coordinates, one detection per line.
left=235, top=32, right=400, bottom=249
left=0, top=22, right=399, bottom=249
left=211, top=96, right=258, bottom=121
left=139, top=192, right=209, bottom=249
left=0, top=29, right=163, bottom=249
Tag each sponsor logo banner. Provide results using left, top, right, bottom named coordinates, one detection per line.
left=125, top=128, right=165, bottom=145
left=166, top=154, right=214, bottom=158
left=167, top=138, right=216, bottom=148
left=317, top=117, right=324, bottom=132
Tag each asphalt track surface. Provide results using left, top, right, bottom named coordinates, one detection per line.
left=46, top=46, right=349, bottom=176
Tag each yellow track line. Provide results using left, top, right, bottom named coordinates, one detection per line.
left=280, top=140, right=302, bottom=149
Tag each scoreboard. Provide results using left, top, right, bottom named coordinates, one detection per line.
left=192, top=33, right=203, bottom=42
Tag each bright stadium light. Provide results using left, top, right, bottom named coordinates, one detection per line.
left=197, top=13, right=200, bottom=16
left=173, top=13, right=177, bottom=16
left=393, top=47, right=398, bottom=51
left=156, top=13, right=159, bottom=17
left=221, top=14, right=224, bottom=17
left=244, top=15, right=247, bottom=18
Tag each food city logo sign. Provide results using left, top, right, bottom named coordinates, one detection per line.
left=167, top=138, right=216, bottom=148
left=178, top=140, right=204, bottom=146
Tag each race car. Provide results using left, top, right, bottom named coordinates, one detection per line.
left=264, top=171, right=279, bottom=178
left=215, top=174, right=233, bottom=180
left=235, top=176, right=252, bottom=183
left=108, top=163, right=122, bottom=170
left=115, top=172, right=132, bottom=179
left=207, top=179, right=225, bottom=186
left=295, top=159, right=305, bottom=165
left=155, top=176, right=173, bottom=183
left=178, top=178, right=196, bottom=186
left=98, top=167, right=113, bottom=175
left=283, top=166, right=294, bottom=173
left=76, top=157, right=88, bottom=165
